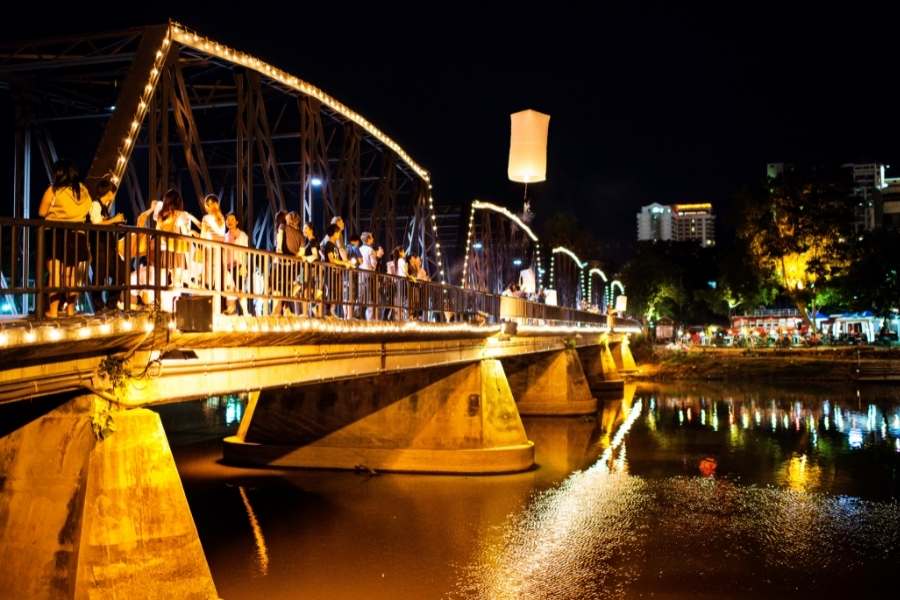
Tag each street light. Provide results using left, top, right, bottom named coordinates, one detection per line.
left=310, top=177, right=323, bottom=187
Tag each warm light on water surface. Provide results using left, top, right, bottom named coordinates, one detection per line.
left=156, top=382, right=900, bottom=599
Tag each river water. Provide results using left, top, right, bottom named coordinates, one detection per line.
left=156, top=382, right=900, bottom=599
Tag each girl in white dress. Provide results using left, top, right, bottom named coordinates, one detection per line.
left=199, top=194, right=226, bottom=288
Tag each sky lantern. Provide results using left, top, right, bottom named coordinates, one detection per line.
left=508, top=109, right=550, bottom=185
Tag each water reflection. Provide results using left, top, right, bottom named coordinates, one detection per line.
left=237, top=486, right=269, bottom=576
left=156, top=382, right=900, bottom=599
left=451, top=384, right=900, bottom=598
left=634, top=383, right=900, bottom=498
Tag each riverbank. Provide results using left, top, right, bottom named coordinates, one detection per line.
left=632, top=346, right=900, bottom=382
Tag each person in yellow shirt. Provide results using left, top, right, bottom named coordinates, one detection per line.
left=37, top=160, right=91, bottom=318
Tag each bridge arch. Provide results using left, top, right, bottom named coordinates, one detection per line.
left=587, top=267, right=608, bottom=311
left=610, top=279, right=625, bottom=308
left=461, top=200, right=543, bottom=293
left=550, top=246, right=586, bottom=308
left=2, top=20, right=448, bottom=281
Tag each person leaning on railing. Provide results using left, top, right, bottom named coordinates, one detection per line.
left=88, top=176, right=126, bottom=313
left=406, top=253, right=429, bottom=321
left=321, top=223, right=353, bottom=318
left=37, top=159, right=92, bottom=318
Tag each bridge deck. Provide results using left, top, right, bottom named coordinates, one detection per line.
left=0, top=310, right=633, bottom=406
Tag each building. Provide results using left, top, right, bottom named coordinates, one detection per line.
left=730, top=308, right=827, bottom=337
left=636, top=203, right=673, bottom=241
left=636, top=202, right=714, bottom=246
left=672, top=203, right=715, bottom=246
left=843, top=162, right=886, bottom=233
left=767, top=161, right=889, bottom=232
left=879, top=176, right=900, bottom=230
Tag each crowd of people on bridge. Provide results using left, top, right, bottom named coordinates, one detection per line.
left=36, top=159, right=439, bottom=320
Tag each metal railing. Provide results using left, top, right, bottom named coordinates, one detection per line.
left=0, top=218, right=606, bottom=327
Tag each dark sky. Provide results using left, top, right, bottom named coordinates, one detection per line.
left=4, top=1, right=899, bottom=248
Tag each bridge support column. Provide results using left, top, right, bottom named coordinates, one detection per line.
left=224, top=359, right=534, bottom=474
left=610, top=335, right=638, bottom=374
left=577, top=338, right=625, bottom=396
left=0, top=395, right=217, bottom=599
left=502, top=348, right=597, bottom=416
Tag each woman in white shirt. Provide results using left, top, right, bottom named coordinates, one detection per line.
left=199, top=194, right=226, bottom=288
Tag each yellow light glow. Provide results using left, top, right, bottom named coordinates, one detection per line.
left=508, top=109, right=550, bottom=183
left=673, top=203, right=712, bottom=212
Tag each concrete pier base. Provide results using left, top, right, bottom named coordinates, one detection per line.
left=224, top=359, right=534, bottom=474
left=611, top=337, right=638, bottom=374
left=578, top=341, right=625, bottom=396
left=503, top=349, right=598, bottom=416
left=0, top=395, right=217, bottom=599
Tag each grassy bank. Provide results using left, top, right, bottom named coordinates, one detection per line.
left=633, top=346, right=900, bottom=382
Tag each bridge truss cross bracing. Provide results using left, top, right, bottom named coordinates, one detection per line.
left=0, top=20, right=448, bottom=283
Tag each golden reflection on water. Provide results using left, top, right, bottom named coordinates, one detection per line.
left=453, top=400, right=644, bottom=599
left=160, top=383, right=900, bottom=599
left=779, top=454, right=823, bottom=493
left=238, top=485, right=270, bottom=576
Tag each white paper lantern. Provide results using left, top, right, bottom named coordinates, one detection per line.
left=508, top=109, right=550, bottom=183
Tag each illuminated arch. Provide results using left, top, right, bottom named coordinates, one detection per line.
left=587, top=268, right=608, bottom=309
left=104, top=20, right=447, bottom=281
left=550, top=246, right=586, bottom=308
left=461, top=199, right=544, bottom=290
left=608, top=279, right=626, bottom=309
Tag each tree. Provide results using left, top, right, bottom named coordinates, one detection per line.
left=738, top=169, right=853, bottom=326
left=841, top=229, right=900, bottom=322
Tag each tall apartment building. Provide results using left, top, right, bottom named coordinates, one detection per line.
left=879, top=176, right=900, bottom=230
left=636, top=203, right=673, bottom=241
left=672, top=203, right=715, bottom=246
left=843, top=162, right=886, bottom=233
left=636, top=202, right=714, bottom=246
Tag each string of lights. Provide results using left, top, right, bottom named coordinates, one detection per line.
left=461, top=200, right=543, bottom=288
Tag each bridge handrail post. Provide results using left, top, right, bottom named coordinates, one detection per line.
left=212, top=243, right=222, bottom=321
left=123, top=228, right=132, bottom=312
left=152, top=230, right=161, bottom=312
left=34, top=221, right=45, bottom=317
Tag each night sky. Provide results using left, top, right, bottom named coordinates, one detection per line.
left=4, top=2, right=899, bottom=252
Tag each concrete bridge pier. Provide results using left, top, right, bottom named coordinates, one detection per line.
left=577, top=338, right=625, bottom=396
left=609, top=335, right=638, bottom=375
left=223, top=359, right=535, bottom=474
left=502, top=348, right=598, bottom=416
left=0, top=394, right=217, bottom=599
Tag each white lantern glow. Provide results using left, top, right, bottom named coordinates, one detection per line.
left=508, top=109, right=550, bottom=183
